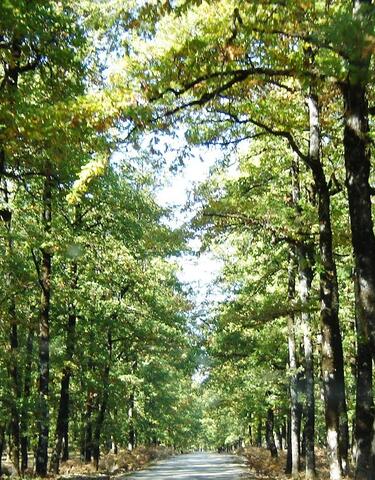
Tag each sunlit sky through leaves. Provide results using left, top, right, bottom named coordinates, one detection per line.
left=155, top=144, right=223, bottom=310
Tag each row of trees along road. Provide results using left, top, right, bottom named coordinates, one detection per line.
left=121, top=1, right=375, bottom=480
left=2, top=2, right=375, bottom=480
left=0, top=1, right=203, bottom=477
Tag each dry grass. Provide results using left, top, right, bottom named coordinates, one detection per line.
left=239, top=446, right=352, bottom=480
left=58, top=446, right=174, bottom=477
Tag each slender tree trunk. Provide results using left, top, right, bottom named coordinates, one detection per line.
left=297, top=242, right=316, bottom=479
left=354, top=270, right=375, bottom=479
left=20, top=326, right=34, bottom=473
left=0, top=425, right=5, bottom=476
left=50, top=261, right=78, bottom=473
left=287, top=247, right=300, bottom=476
left=35, top=168, right=53, bottom=476
left=256, top=419, right=262, bottom=447
left=93, top=329, right=112, bottom=470
left=9, top=320, right=20, bottom=473
left=83, top=392, right=94, bottom=463
left=266, top=407, right=278, bottom=458
left=286, top=414, right=292, bottom=473
left=128, top=359, right=137, bottom=452
left=248, top=422, right=253, bottom=446
left=307, top=89, right=348, bottom=480
left=1, top=168, right=20, bottom=474
left=128, top=393, right=136, bottom=451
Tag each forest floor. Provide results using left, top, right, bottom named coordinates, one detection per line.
left=56, top=447, right=174, bottom=478
left=240, top=447, right=346, bottom=479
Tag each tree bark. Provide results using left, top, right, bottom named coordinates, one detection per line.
left=93, top=329, right=112, bottom=470
left=35, top=168, right=53, bottom=476
left=287, top=246, right=300, bottom=476
left=50, top=260, right=78, bottom=473
left=20, top=326, right=34, bottom=473
left=354, top=270, right=375, bottom=479
left=256, top=419, right=262, bottom=447
left=266, top=407, right=278, bottom=458
left=297, top=242, right=316, bottom=479
left=128, top=358, right=137, bottom=452
left=83, top=391, right=94, bottom=463
left=307, top=89, right=348, bottom=480
left=2, top=152, right=20, bottom=475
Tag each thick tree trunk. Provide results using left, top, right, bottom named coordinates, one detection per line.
left=50, top=261, right=78, bottom=473
left=266, top=407, right=278, bottom=458
left=35, top=169, right=53, bottom=476
left=20, top=326, right=34, bottom=473
left=341, top=3, right=374, bottom=476
left=354, top=271, right=375, bottom=479
left=342, top=76, right=375, bottom=358
left=307, top=90, right=348, bottom=480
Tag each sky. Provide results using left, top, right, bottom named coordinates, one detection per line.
left=111, top=134, right=225, bottom=312
left=154, top=144, right=223, bottom=308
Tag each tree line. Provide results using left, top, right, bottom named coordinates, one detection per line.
left=0, top=1, right=201, bottom=476
left=121, top=1, right=375, bottom=480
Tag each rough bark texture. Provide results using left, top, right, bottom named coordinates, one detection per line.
left=35, top=169, right=53, bottom=476
left=307, top=91, right=348, bottom=480
left=341, top=2, right=374, bottom=476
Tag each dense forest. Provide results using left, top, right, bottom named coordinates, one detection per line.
left=0, top=1, right=375, bottom=480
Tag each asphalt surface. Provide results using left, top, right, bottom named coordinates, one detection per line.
left=124, top=452, right=248, bottom=479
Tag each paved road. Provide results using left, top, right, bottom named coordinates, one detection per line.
left=124, top=452, right=248, bottom=479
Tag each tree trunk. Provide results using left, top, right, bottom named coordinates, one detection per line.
left=20, top=326, right=34, bottom=473
left=1, top=168, right=20, bottom=474
left=128, top=359, right=137, bottom=452
left=128, top=392, right=136, bottom=451
left=0, top=424, right=5, bottom=476
left=266, top=407, right=278, bottom=458
left=286, top=414, right=292, bottom=473
left=287, top=246, right=300, bottom=476
left=83, top=392, right=94, bottom=463
left=297, top=242, right=316, bottom=479
left=50, top=260, right=78, bottom=473
left=307, top=89, right=348, bottom=480
left=35, top=168, right=53, bottom=476
left=256, top=419, right=262, bottom=447
left=354, top=270, right=375, bottom=479
left=93, top=329, right=112, bottom=470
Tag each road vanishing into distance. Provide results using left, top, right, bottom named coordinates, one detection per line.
left=124, top=452, right=249, bottom=479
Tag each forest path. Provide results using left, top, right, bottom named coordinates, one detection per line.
left=123, top=452, right=249, bottom=479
